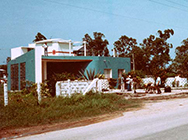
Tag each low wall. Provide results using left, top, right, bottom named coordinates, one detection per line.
left=165, top=77, right=187, bottom=87
left=142, top=77, right=187, bottom=87
left=56, top=79, right=109, bottom=96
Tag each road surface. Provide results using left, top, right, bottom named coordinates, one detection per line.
left=15, top=98, right=188, bottom=140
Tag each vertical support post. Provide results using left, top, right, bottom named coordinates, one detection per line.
left=35, top=46, right=43, bottom=103
left=42, top=61, right=47, bottom=81
left=4, top=82, right=8, bottom=106
left=113, top=48, right=116, bottom=57
left=68, top=79, right=71, bottom=96
left=132, top=53, right=135, bottom=71
left=69, top=40, right=71, bottom=56
left=83, top=41, right=86, bottom=56
left=56, top=81, right=61, bottom=97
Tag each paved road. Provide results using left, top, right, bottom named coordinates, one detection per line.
left=135, top=123, right=188, bottom=140
left=16, top=100, right=188, bottom=140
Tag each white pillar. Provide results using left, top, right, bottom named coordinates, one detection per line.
left=4, top=83, right=8, bottom=106
left=113, top=48, right=116, bottom=57
left=83, top=41, right=86, bottom=56
left=68, top=79, right=71, bottom=96
left=69, top=40, right=71, bottom=56
left=56, top=81, right=61, bottom=97
left=42, top=61, right=47, bottom=81
left=98, top=80, right=102, bottom=92
left=35, top=47, right=43, bottom=103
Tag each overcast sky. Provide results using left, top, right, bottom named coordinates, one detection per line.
left=0, top=0, right=188, bottom=64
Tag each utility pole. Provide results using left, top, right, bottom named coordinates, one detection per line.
left=132, top=53, right=135, bottom=71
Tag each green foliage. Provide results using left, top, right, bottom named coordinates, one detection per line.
left=166, top=72, right=176, bottom=77
left=108, top=78, right=117, bottom=89
left=40, top=82, right=51, bottom=98
left=83, top=32, right=110, bottom=56
left=21, top=81, right=37, bottom=97
left=140, top=29, right=174, bottom=76
left=113, top=35, right=146, bottom=72
left=0, top=92, right=142, bottom=130
left=9, top=91, right=38, bottom=106
left=48, top=72, right=77, bottom=96
left=128, top=70, right=145, bottom=78
left=79, top=69, right=102, bottom=80
left=171, top=38, right=188, bottom=78
left=52, top=72, right=76, bottom=81
left=184, top=83, right=188, bottom=87
left=127, top=71, right=144, bottom=88
left=114, top=29, right=174, bottom=76
left=114, top=35, right=137, bottom=57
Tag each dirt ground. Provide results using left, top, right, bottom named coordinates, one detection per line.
left=1, top=96, right=188, bottom=139
left=0, top=111, right=124, bottom=139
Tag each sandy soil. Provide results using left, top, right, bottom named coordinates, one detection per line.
left=123, top=98, right=188, bottom=118
left=1, top=97, right=188, bottom=139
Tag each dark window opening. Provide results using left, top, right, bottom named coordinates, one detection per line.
left=11, top=64, right=19, bottom=90
left=20, top=63, right=26, bottom=89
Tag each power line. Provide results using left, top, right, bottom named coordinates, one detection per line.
left=43, top=0, right=188, bottom=30
left=149, top=0, right=188, bottom=13
left=0, top=48, right=10, bottom=50
left=165, top=0, right=188, bottom=8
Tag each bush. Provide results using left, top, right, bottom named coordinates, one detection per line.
left=21, top=81, right=37, bottom=97
left=128, top=70, right=145, bottom=78
left=48, top=72, right=77, bottom=96
left=108, top=78, right=117, bottom=89
left=184, top=83, right=188, bottom=87
left=40, top=82, right=51, bottom=98
left=79, top=69, right=102, bottom=80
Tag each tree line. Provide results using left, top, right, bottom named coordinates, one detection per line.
left=33, top=29, right=188, bottom=78
left=83, top=29, right=188, bottom=79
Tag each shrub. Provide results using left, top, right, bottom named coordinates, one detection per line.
left=48, top=72, right=77, bottom=96
left=79, top=69, right=102, bottom=80
left=108, top=78, right=117, bottom=89
left=128, top=70, right=145, bottom=78
left=40, top=82, right=51, bottom=98
left=21, top=81, right=37, bottom=96
left=184, top=83, right=188, bottom=87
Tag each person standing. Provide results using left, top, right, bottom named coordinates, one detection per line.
left=175, top=74, right=180, bottom=87
left=126, top=75, right=131, bottom=91
left=133, top=76, right=138, bottom=93
left=120, top=75, right=125, bottom=92
left=156, top=76, right=161, bottom=94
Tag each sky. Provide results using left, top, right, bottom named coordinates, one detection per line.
left=0, top=0, right=188, bottom=64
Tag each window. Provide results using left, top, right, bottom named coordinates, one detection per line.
left=20, top=63, right=26, bottom=89
left=11, top=64, right=19, bottom=90
left=118, top=69, right=125, bottom=78
left=104, top=69, right=112, bottom=78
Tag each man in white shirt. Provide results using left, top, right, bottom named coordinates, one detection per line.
left=156, top=76, right=161, bottom=94
left=175, top=74, right=180, bottom=87
left=126, top=75, right=131, bottom=91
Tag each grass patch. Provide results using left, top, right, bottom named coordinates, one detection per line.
left=0, top=92, right=142, bottom=130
